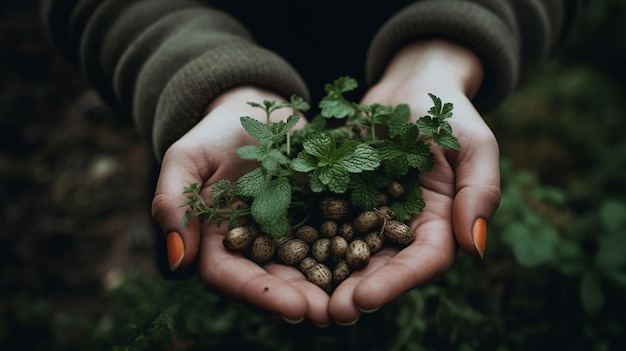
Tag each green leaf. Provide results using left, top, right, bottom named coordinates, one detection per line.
left=302, top=132, right=333, bottom=157
left=250, top=177, right=291, bottom=238
left=210, top=179, right=233, bottom=205
left=386, top=104, right=411, bottom=137
left=580, top=270, right=605, bottom=315
left=319, top=76, right=358, bottom=118
left=434, top=132, right=460, bottom=151
left=290, top=153, right=317, bottom=173
left=322, top=166, right=351, bottom=193
left=337, top=142, right=380, bottom=173
left=239, top=116, right=272, bottom=142
left=236, top=145, right=263, bottom=161
left=390, top=184, right=425, bottom=221
left=234, top=167, right=268, bottom=198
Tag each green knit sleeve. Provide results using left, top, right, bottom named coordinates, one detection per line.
left=41, top=0, right=309, bottom=161
left=365, top=0, right=580, bottom=112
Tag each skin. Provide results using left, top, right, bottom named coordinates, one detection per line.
left=151, top=39, right=501, bottom=326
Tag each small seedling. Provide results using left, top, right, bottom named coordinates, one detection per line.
left=181, top=76, right=459, bottom=291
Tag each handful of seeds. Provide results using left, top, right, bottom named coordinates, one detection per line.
left=223, top=196, right=415, bottom=292
left=182, top=77, right=458, bottom=294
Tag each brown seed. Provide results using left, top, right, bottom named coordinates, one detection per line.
left=319, top=220, right=338, bottom=238
left=305, top=262, right=332, bottom=290
left=295, top=225, right=319, bottom=244
left=387, top=181, right=406, bottom=198
left=345, top=239, right=370, bottom=270
left=339, top=222, right=355, bottom=241
left=311, top=238, right=331, bottom=263
left=332, top=260, right=352, bottom=284
left=383, top=220, right=415, bottom=246
left=249, top=234, right=275, bottom=265
left=353, top=210, right=383, bottom=233
left=363, top=231, right=384, bottom=254
left=277, top=238, right=309, bottom=265
left=299, top=257, right=317, bottom=273
left=330, top=235, right=348, bottom=258
left=223, top=225, right=259, bottom=252
left=319, top=197, right=349, bottom=220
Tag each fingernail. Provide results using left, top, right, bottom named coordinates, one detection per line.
left=471, top=218, right=487, bottom=259
left=313, top=322, right=331, bottom=328
left=166, top=232, right=185, bottom=271
left=336, top=318, right=359, bottom=327
left=281, top=315, right=304, bottom=324
left=357, top=306, right=380, bottom=314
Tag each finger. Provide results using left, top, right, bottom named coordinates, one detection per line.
left=329, top=247, right=396, bottom=324
left=152, top=144, right=208, bottom=272
left=451, top=124, right=501, bottom=259
left=197, top=228, right=315, bottom=323
left=347, top=192, right=457, bottom=312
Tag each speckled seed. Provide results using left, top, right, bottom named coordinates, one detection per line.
left=339, top=222, right=355, bottom=241
left=277, top=238, right=309, bottom=265
left=330, top=235, right=348, bottom=258
left=388, top=181, right=406, bottom=198
left=383, top=220, right=415, bottom=246
left=378, top=193, right=389, bottom=206
left=305, top=262, right=332, bottom=290
left=364, top=231, right=384, bottom=254
left=345, top=239, right=371, bottom=270
left=294, top=225, right=319, bottom=244
left=311, top=238, right=331, bottom=263
left=223, top=225, right=259, bottom=252
left=249, top=234, right=275, bottom=265
left=319, top=220, right=338, bottom=238
left=333, top=260, right=352, bottom=284
left=299, top=257, right=317, bottom=273
left=319, top=197, right=350, bottom=220
left=353, top=210, right=383, bottom=233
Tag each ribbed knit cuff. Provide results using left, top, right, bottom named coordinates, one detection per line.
left=152, top=43, right=309, bottom=161
left=365, top=1, right=519, bottom=112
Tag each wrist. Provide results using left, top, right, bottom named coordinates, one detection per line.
left=203, top=86, right=288, bottom=117
left=377, top=39, right=484, bottom=99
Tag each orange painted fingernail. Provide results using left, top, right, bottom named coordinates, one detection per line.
left=471, top=218, right=487, bottom=259
left=166, top=232, right=185, bottom=271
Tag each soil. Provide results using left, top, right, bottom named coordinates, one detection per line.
left=1, top=2, right=159, bottom=349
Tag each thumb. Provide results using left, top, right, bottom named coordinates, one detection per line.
left=152, top=146, right=205, bottom=275
left=452, top=128, right=501, bottom=259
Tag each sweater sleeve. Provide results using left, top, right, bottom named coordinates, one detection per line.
left=40, top=0, right=309, bottom=161
left=365, top=0, right=582, bottom=112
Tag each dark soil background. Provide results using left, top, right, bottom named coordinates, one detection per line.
left=1, top=2, right=158, bottom=348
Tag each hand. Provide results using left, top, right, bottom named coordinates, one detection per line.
left=151, top=86, right=333, bottom=325
left=328, top=40, right=501, bottom=324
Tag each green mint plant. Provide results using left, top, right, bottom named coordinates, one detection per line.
left=182, top=76, right=459, bottom=238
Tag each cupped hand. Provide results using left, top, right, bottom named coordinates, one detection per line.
left=151, top=86, right=333, bottom=325
left=328, top=40, right=502, bottom=324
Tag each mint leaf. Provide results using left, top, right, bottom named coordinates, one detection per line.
left=434, top=132, right=460, bottom=151
left=240, top=116, right=273, bottom=142
left=301, top=132, right=333, bottom=158
left=251, top=176, right=291, bottom=238
left=290, top=152, right=317, bottom=173
left=390, top=180, right=425, bottom=221
left=319, top=76, right=358, bottom=118
left=234, top=167, right=268, bottom=198
left=386, top=104, right=411, bottom=138
left=337, top=142, right=380, bottom=173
